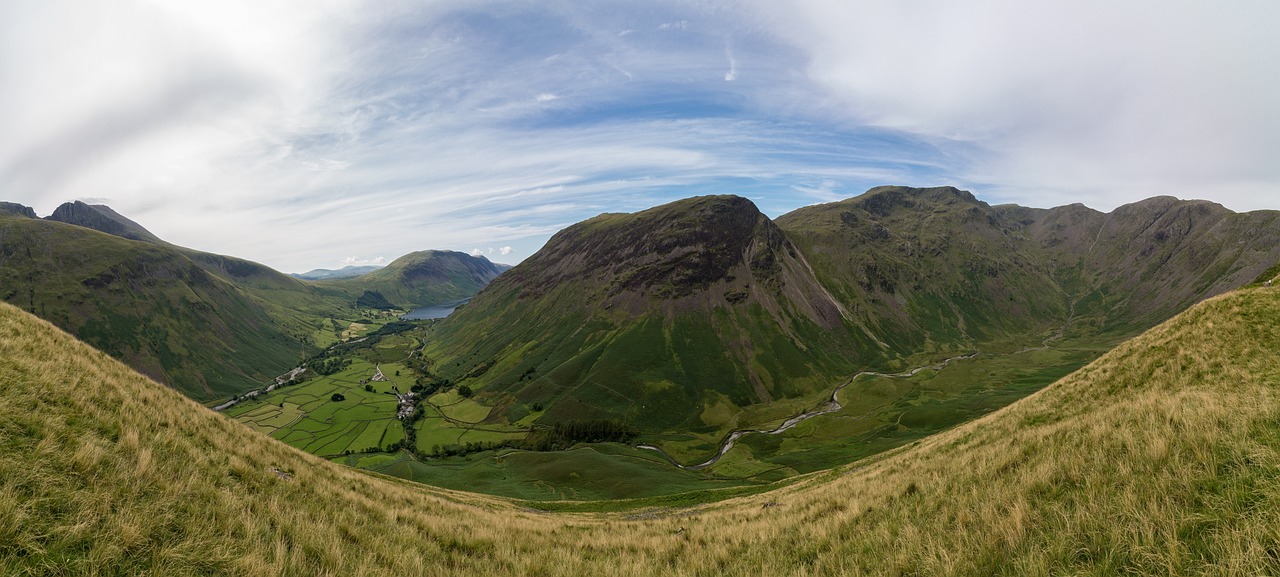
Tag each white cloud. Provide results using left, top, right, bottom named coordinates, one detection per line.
left=499, top=246, right=513, bottom=255
left=340, top=256, right=385, bottom=266
left=792, top=180, right=842, bottom=203
left=4, top=0, right=1276, bottom=275
left=470, top=248, right=484, bottom=257
left=748, top=0, right=1280, bottom=211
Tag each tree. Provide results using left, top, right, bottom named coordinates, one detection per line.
left=457, top=385, right=473, bottom=398
left=331, top=393, right=345, bottom=402
left=364, top=384, right=374, bottom=393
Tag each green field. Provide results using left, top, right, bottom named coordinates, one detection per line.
left=338, top=443, right=757, bottom=501
left=229, top=315, right=1120, bottom=502
left=228, top=358, right=409, bottom=456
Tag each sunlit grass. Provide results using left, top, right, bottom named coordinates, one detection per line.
left=4, top=287, right=1280, bottom=574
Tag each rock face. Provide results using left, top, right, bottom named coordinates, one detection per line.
left=0, top=202, right=36, bottom=218
left=46, top=201, right=163, bottom=243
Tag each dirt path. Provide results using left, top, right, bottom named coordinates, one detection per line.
left=637, top=352, right=979, bottom=470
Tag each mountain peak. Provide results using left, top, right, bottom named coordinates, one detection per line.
left=46, top=201, right=162, bottom=243
left=0, top=201, right=37, bottom=218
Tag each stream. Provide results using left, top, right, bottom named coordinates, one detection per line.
left=637, top=352, right=979, bottom=470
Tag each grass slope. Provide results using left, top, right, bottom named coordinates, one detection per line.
left=5, top=283, right=1280, bottom=574
left=0, top=215, right=318, bottom=401
left=323, top=250, right=508, bottom=309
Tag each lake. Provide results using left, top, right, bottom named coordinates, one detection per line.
left=401, top=297, right=471, bottom=320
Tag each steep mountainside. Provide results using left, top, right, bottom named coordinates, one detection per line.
left=998, top=196, right=1280, bottom=334
left=0, top=213, right=317, bottom=401
left=776, top=186, right=1068, bottom=353
left=423, top=196, right=879, bottom=433
left=6, top=282, right=1280, bottom=575
left=324, top=250, right=509, bottom=308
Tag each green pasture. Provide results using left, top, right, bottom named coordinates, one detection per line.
left=230, top=358, right=412, bottom=456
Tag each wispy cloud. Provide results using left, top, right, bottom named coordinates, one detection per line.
left=2, top=1, right=1276, bottom=273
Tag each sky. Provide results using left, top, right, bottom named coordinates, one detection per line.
left=2, top=1, right=1278, bottom=272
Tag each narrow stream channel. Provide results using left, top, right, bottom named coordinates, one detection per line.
left=637, top=352, right=979, bottom=470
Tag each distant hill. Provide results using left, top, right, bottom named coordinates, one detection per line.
left=322, top=250, right=509, bottom=309
left=6, top=277, right=1280, bottom=574
left=290, top=265, right=383, bottom=280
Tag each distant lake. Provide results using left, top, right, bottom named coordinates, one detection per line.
left=401, top=298, right=471, bottom=320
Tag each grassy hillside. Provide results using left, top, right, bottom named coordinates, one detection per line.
left=422, top=196, right=879, bottom=448
left=323, top=250, right=509, bottom=309
left=4, top=283, right=1280, bottom=574
left=0, top=214, right=320, bottom=401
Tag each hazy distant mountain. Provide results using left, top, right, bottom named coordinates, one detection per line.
left=291, top=265, right=383, bottom=280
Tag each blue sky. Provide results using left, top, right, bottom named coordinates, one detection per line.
left=2, top=1, right=1278, bottom=272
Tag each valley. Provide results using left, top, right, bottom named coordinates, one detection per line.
left=15, top=187, right=1272, bottom=504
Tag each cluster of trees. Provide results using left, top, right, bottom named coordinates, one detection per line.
left=306, top=356, right=350, bottom=376
left=519, top=419, right=637, bottom=452
left=355, top=290, right=396, bottom=310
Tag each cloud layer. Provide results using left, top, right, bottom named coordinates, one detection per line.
left=2, top=1, right=1276, bottom=272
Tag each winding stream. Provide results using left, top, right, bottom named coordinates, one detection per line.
left=637, top=352, right=979, bottom=470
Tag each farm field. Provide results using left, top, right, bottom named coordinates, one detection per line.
left=227, top=358, right=408, bottom=456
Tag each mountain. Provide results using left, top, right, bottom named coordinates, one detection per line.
left=422, top=195, right=875, bottom=432
left=776, top=186, right=1068, bottom=353
left=0, top=201, right=36, bottom=218
left=5, top=279, right=1280, bottom=574
left=998, top=195, right=1280, bottom=334
left=0, top=201, right=514, bottom=402
left=424, top=188, right=1280, bottom=442
left=290, top=265, right=383, bottom=280
left=46, top=200, right=164, bottom=243
left=0, top=212, right=328, bottom=401
left=323, top=250, right=509, bottom=309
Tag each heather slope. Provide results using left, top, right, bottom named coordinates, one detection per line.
left=5, top=283, right=1280, bottom=575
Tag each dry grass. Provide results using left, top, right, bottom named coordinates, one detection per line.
left=4, top=288, right=1280, bottom=575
